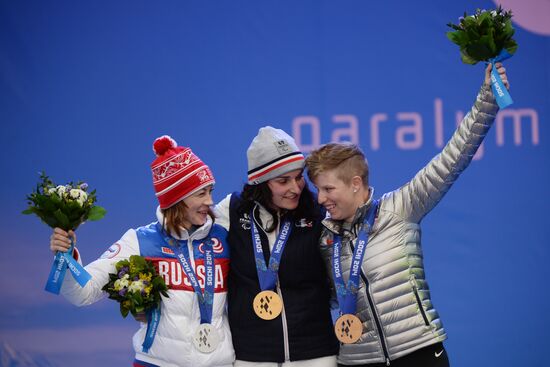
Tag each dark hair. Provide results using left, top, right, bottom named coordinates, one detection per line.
left=238, top=181, right=318, bottom=232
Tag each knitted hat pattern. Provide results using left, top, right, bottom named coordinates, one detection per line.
left=151, top=135, right=215, bottom=209
left=247, top=126, right=305, bottom=185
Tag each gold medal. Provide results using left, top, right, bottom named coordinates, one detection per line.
left=253, top=290, right=282, bottom=320
left=334, top=314, right=363, bottom=344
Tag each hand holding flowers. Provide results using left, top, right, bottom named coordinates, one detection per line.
left=447, top=6, right=517, bottom=108
left=102, top=255, right=169, bottom=352
left=23, top=172, right=106, bottom=294
left=102, top=255, right=168, bottom=318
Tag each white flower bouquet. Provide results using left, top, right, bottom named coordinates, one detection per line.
left=23, top=172, right=106, bottom=230
left=446, top=6, right=517, bottom=65
left=23, top=172, right=106, bottom=294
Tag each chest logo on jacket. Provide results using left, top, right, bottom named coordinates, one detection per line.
left=198, top=237, right=224, bottom=254
left=295, top=218, right=313, bottom=228
left=161, top=246, right=175, bottom=255
left=239, top=213, right=251, bottom=230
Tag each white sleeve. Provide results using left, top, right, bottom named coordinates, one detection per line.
left=60, top=228, right=140, bottom=306
left=214, top=194, right=232, bottom=231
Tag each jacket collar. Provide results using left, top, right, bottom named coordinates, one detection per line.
left=322, top=187, right=375, bottom=236
left=155, top=205, right=213, bottom=241
left=252, top=201, right=278, bottom=231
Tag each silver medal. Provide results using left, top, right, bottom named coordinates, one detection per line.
left=193, top=323, right=220, bottom=353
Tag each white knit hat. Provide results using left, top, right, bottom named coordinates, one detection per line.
left=247, top=126, right=305, bottom=185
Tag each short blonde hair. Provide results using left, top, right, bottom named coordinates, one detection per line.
left=305, top=143, right=369, bottom=186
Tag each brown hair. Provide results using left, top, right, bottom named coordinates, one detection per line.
left=305, top=143, right=369, bottom=186
left=162, top=200, right=215, bottom=238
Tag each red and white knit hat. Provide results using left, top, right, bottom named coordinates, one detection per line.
left=151, top=135, right=215, bottom=209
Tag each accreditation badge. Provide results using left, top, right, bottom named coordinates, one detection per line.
left=334, top=314, right=363, bottom=344
left=193, top=323, right=220, bottom=353
left=253, top=290, right=283, bottom=320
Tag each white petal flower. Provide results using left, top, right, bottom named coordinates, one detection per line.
left=69, top=189, right=81, bottom=200
left=119, top=278, right=130, bottom=288
left=114, top=279, right=123, bottom=291
left=128, top=280, right=145, bottom=293
left=56, top=185, right=67, bottom=196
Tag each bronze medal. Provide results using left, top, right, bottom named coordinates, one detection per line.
left=334, top=314, right=363, bottom=344
left=253, top=290, right=282, bottom=320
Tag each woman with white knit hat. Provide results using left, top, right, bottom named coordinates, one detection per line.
left=215, top=126, right=339, bottom=366
left=49, top=135, right=235, bottom=367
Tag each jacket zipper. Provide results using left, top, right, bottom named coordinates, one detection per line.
left=349, top=241, right=391, bottom=366
left=253, top=206, right=291, bottom=361
left=411, top=277, right=430, bottom=326
left=277, top=282, right=290, bottom=361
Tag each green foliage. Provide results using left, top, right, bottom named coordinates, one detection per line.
left=102, top=255, right=169, bottom=318
left=446, top=6, right=517, bottom=65
left=22, top=171, right=106, bottom=231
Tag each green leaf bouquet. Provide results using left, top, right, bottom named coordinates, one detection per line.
left=446, top=6, right=517, bottom=65
left=23, top=171, right=106, bottom=231
left=102, top=255, right=169, bottom=318
left=24, top=172, right=107, bottom=294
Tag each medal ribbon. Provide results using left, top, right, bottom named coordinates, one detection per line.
left=45, top=237, right=91, bottom=294
left=488, top=49, right=513, bottom=109
left=157, top=224, right=215, bottom=324
left=250, top=212, right=292, bottom=291
left=142, top=304, right=161, bottom=353
left=332, top=200, right=378, bottom=315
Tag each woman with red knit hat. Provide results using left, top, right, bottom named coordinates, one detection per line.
left=49, top=135, right=235, bottom=367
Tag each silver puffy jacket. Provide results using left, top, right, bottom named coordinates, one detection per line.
left=319, top=85, right=498, bottom=365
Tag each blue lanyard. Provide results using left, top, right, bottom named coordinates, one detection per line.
left=142, top=304, right=161, bottom=353
left=332, top=200, right=378, bottom=315
left=157, top=224, right=215, bottom=324
left=45, top=237, right=91, bottom=294
left=250, top=211, right=292, bottom=291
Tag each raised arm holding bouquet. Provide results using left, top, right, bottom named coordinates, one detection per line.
left=47, top=136, right=235, bottom=367
left=447, top=6, right=517, bottom=108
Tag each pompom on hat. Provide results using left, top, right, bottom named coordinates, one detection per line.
left=151, top=135, right=215, bottom=209
left=247, top=126, right=305, bottom=185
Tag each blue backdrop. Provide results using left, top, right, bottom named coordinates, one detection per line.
left=1, top=1, right=548, bottom=366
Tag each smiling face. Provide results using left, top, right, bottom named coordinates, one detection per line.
left=267, top=169, right=306, bottom=211
left=313, top=168, right=366, bottom=223
left=180, top=185, right=214, bottom=228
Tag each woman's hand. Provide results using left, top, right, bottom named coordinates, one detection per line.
left=134, top=311, right=147, bottom=323
left=485, top=62, right=510, bottom=90
left=50, top=228, right=76, bottom=254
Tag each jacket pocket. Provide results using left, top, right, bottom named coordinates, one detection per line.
left=410, top=275, right=430, bottom=326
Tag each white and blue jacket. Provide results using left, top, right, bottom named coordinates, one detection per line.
left=60, top=207, right=234, bottom=367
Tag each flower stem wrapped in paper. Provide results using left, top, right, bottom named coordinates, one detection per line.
left=23, top=172, right=106, bottom=294
left=102, top=255, right=169, bottom=352
left=447, top=6, right=517, bottom=108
